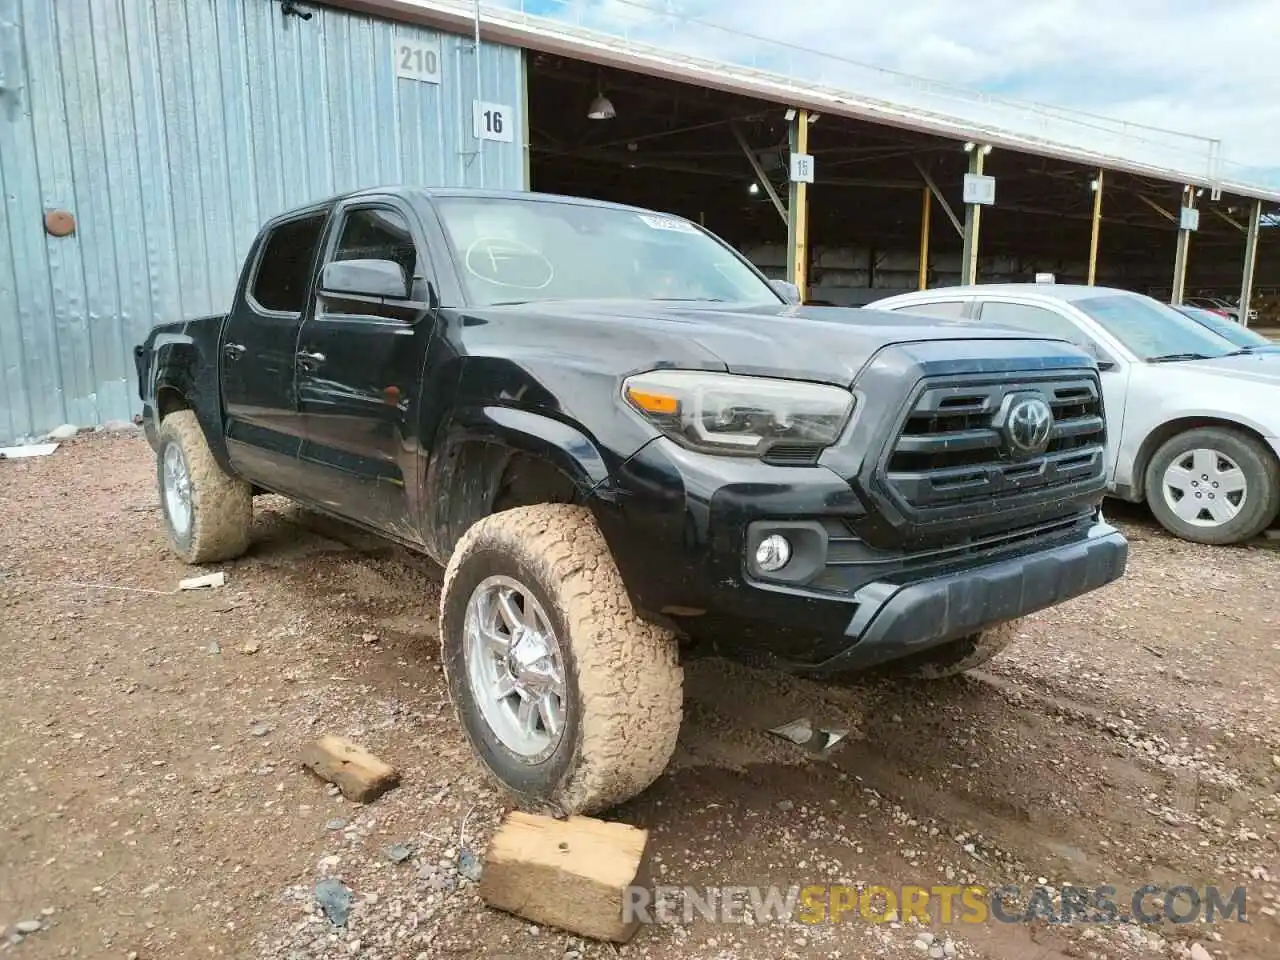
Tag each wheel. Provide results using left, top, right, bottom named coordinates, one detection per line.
left=156, top=410, right=253, bottom=564
left=439, top=503, right=683, bottom=815
left=1144, top=427, right=1280, bottom=545
left=882, top=621, right=1020, bottom=680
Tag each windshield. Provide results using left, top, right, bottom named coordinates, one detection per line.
left=434, top=196, right=782, bottom=307
left=1176, top=306, right=1272, bottom=348
left=1075, top=294, right=1238, bottom=361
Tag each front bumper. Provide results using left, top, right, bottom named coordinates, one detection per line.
left=596, top=436, right=1127, bottom=675
left=802, top=518, right=1127, bottom=674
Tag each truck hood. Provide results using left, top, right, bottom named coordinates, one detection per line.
left=486, top=300, right=1069, bottom=387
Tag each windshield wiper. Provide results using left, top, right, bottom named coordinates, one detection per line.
left=650, top=297, right=727, bottom=302
left=1223, top=345, right=1267, bottom=356
left=1145, top=352, right=1215, bottom=363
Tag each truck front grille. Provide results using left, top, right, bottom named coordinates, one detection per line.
left=884, top=373, right=1105, bottom=511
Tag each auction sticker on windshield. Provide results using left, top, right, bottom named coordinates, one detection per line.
left=637, top=213, right=700, bottom=233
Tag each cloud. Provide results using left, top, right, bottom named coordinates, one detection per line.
left=506, top=0, right=1280, bottom=190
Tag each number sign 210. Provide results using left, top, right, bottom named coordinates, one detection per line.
left=394, top=38, right=441, bottom=84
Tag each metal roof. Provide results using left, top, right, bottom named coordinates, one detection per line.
left=329, top=0, right=1280, bottom=204
left=875, top=283, right=1138, bottom=304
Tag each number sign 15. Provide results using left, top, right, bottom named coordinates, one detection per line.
left=394, top=37, right=441, bottom=84
left=474, top=101, right=514, bottom=143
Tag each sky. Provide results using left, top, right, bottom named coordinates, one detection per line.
left=505, top=0, right=1280, bottom=189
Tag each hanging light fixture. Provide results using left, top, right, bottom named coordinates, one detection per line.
left=587, top=91, right=616, bottom=120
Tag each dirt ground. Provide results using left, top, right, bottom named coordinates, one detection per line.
left=2, top=431, right=1279, bottom=960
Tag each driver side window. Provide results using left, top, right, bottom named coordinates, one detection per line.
left=334, top=207, right=419, bottom=285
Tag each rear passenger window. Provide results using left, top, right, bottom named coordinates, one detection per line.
left=978, top=301, right=1086, bottom=345
left=251, top=214, right=326, bottom=314
left=333, top=208, right=418, bottom=286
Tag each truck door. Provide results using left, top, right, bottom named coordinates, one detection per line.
left=222, top=209, right=327, bottom=489
left=293, top=199, right=435, bottom=542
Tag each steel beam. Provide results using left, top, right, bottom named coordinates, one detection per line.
left=913, top=160, right=963, bottom=237
left=1171, top=186, right=1196, bottom=305
left=960, top=147, right=985, bottom=286
left=1087, top=169, right=1103, bottom=285
left=1137, top=193, right=1178, bottom=223
left=918, top=186, right=931, bottom=290
left=1210, top=207, right=1247, bottom=233
left=730, top=122, right=788, bottom=225
left=1239, top=199, right=1262, bottom=328
left=787, top=109, right=811, bottom=302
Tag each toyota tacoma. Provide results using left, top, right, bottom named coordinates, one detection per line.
left=134, top=187, right=1128, bottom=814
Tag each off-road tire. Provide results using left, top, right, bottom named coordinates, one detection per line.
left=156, top=410, right=252, bottom=564
left=884, top=621, right=1020, bottom=679
left=1144, top=426, right=1280, bottom=546
left=439, top=503, right=683, bottom=815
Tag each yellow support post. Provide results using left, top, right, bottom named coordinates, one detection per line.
left=786, top=109, right=811, bottom=303
left=1171, top=186, right=1196, bottom=305
left=1240, top=199, right=1262, bottom=328
left=1087, top=169, right=1103, bottom=286
left=959, top=146, right=985, bottom=286
left=918, top=186, right=931, bottom=290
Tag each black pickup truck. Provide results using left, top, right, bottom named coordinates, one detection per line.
left=135, top=187, right=1128, bottom=815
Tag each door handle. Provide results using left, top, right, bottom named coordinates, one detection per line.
left=223, top=342, right=246, bottom=360
left=295, top=350, right=326, bottom=368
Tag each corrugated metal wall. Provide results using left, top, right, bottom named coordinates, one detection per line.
left=0, top=0, right=527, bottom=443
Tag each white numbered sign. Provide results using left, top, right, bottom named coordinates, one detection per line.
left=474, top=101, right=514, bottom=143
left=789, top=152, right=815, bottom=184
left=394, top=36, right=442, bottom=84
left=963, top=173, right=996, bottom=206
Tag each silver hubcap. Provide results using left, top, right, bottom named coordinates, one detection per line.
left=463, top=575, right=567, bottom=761
left=1161, top=447, right=1248, bottom=528
left=162, top=443, right=193, bottom=536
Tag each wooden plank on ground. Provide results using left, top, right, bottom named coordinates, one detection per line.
left=479, top=810, right=650, bottom=943
left=300, top=735, right=400, bottom=802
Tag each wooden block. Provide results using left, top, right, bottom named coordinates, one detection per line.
left=479, top=811, right=650, bottom=943
left=300, top=735, right=400, bottom=803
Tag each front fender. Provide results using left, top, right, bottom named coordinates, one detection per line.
left=423, top=406, right=640, bottom=562
left=1124, top=407, right=1280, bottom=499
left=480, top=406, right=615, bottom=494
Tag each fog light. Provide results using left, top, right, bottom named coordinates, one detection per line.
left=755, top=534, right=792, bottom=573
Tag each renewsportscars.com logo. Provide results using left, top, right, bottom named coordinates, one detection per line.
left=621, top=883, right=1251, bottom=926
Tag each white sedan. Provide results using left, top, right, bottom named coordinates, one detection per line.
left=866, top=284, right=1280, bottom=545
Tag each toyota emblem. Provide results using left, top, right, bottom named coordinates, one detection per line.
left=1005, top=396, right=1054, bottom=455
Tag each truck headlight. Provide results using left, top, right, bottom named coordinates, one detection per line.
left=622, top=370, right=854, bottom=458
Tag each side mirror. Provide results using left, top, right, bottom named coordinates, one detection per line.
left=321, top=259, right=409, bottom=300
left=1084, top=340, right=1117, bottom=371
left=769, top=279, right=801, bottom=305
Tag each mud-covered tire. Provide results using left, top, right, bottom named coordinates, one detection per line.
left=156, top=410, right=252, bottom=564
left=884, top=621, right=1020, bottom=680
left=439, top=504, right=683, bottom=815
left=1144, top=426, right=1280, bottom=546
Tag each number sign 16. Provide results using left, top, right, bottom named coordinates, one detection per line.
left=394, top=37, right=441, bottom=84
left=474, top=101, right=514, bottom=143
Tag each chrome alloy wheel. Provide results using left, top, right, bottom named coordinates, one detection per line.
left=1161, top=447, right=1248, bottom=528
left=463, top=574, right=567, bottom=761
left=162, top=443, right=193, bottom=537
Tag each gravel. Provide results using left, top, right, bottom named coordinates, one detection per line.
left=3, top=432, right=1279, bottom=959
